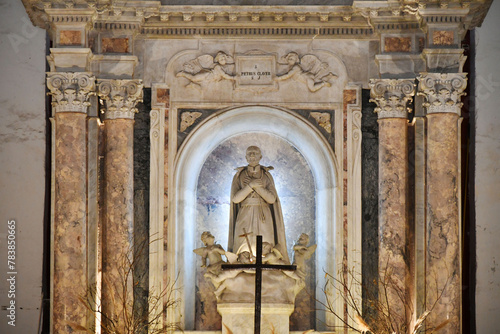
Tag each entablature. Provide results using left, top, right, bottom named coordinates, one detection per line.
left=22, top=0, right=492, bottom=40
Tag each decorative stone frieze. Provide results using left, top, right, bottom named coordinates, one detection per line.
left=418, top=73, right=468, bottom=115
left=369, top=79, right=416, bottom=119
left=97, top=79, right=143, bottom=119
left=176, top=51, right=337, bottom=93
left=46, top=72, right=95, bottom=113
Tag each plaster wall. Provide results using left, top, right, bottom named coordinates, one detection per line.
left=0, top=0, right=46, bottom=332
left=475, top=1, right=500, bottom=332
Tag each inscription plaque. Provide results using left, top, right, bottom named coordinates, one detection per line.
left=235, top=54, right=277, bottom=90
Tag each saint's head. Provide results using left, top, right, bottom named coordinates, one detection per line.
left=245, top=146, right=262, bottom=167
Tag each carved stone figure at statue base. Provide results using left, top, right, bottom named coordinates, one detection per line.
left=214, top=270, right=304, bottom=304
left=292, top=233, right=317, bottom=279
left=194, top=232, right=316, bottom=333
left=218, top=303, right=295, bottom=334
left=193, top=231, right=227, bottom=276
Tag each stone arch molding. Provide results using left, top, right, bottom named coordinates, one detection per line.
left=166, top=105, right=345, bottom=329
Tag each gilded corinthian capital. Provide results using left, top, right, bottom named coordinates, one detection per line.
left=98, top=79, right=143, bottom=120
left=418, top=73, right=468, bottom=115
left=369, top=79, right=416, bottom=119
left=46, top=72, right=95, bottom=113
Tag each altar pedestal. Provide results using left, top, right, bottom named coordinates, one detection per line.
left=218, top=303, right=294, bottom=334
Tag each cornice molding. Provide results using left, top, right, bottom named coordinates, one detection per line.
left=21, top=1, right=492, bottom=36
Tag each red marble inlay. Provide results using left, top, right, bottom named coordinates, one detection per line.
left=433, top=30, right=454, bottom=45
left=418, top=37, right=426, bottom=52
left=384, top=37, right=412, bottom=53
left=157, top=88, right=170, bottom=104
left=59, top=30, right=81, bottom=46
left=102, top=37, right=129, bottom=53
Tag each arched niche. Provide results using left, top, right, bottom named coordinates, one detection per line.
left=195, top=133, right=316, bottom=330
left=169, top=105, right=342, bottom=330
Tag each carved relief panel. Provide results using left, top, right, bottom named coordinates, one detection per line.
left=166, top=45, right=348, bottom=105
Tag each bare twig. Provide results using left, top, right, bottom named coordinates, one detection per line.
left=318, top=264, right=451, bottom=334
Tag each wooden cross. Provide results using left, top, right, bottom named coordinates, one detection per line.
left=221, top=235, right=296, bottom=334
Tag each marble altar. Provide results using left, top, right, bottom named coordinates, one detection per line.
left=20, top=0, right=493, bottom=332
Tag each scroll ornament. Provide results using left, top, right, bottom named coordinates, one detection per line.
left=369, top=79, right=416, bottom=119
left=98, top=79, right=143, bottom=120
left=418, top=73, right=467, bottom=115
left=46, top=72, right=95, bottom=113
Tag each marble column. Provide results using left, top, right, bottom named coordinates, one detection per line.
left=370, top=79, right=415, bottom=328
left=418, top=73, right=467, bottom=334
left=98, top=79, right=143, bottom=333
left=47, top=72, right=95, bottom=333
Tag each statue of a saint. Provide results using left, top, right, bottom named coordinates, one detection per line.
left=228, top=146, right=289, bottom=263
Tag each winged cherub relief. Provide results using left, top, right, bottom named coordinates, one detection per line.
left=275, top=52, right=338, bottom=92
left=176, top=51, right=236, bottom=88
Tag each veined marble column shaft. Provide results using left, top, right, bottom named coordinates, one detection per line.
left=98, top=79, right=143, bottom=333
left=419, top=73, right=467, bottom=334
left=47, top=72, right=95, bottom=333
left=370, top=79, right=415, bottom=329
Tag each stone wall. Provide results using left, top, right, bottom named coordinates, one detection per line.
left=0, top=0, right=46, bottom=333
left=475, top=1, right=500, bottom=332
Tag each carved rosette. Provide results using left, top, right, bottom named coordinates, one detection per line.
left=46, top=72, right=95, bottom=113
left=369, top=79, right=416, bottom=119
left=98, top=79, right=143, bottom=120
left=418, top=73, right=468, bottom=115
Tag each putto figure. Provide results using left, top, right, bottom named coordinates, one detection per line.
left=193, top=231, right=226, bottom=275
left=276, top=52, right=337, bottom=92
left=292, top=233, right=317, bottom=279
left=176, top=51, right=236, bottom=88
left=228, top=146, right=289, bottom=263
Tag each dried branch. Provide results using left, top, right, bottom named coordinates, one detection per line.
left=318, top=265, right=451, bottom=334
left=71, top=238, right=182, bottom=334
